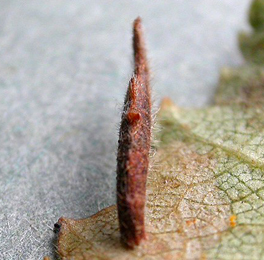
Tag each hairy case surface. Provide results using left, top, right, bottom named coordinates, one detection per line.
left=116, top=17, right=152, bottom=248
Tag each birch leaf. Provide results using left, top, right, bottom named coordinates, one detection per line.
left=55, top=2, right=264, bottom=260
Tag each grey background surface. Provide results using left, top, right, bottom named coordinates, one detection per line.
left=0, top=0, right=251, bottom=259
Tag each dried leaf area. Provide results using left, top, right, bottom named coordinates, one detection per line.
left=56, top=136, right=229, bottom=260
left=156, top=103, right=264, bottom=259
left=57, top=95, right=264, bottom=259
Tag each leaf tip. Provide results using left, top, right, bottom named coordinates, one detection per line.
left=160, top=97, right=176, bottom=111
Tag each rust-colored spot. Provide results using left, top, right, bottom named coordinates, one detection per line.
left=186, top=219, right=196, bottom=226
left=116, top=17, right=151, bottom=248
left=229, top=215, right=237, bottom=228
left=127, top=110, right=141, bottom=124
